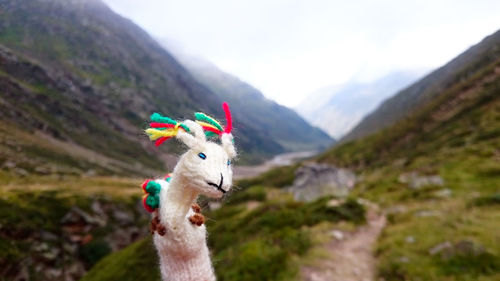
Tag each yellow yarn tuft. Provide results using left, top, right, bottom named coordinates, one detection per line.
left=145, top=128, right=179, bottom=140
left=195, top=121, right=219, bottom=131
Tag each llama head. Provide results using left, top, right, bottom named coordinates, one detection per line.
left=175, top=121, right=236, bottom=198
left=145, top=103, right=237, bottom=198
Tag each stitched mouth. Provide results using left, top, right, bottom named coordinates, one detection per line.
left=207, top=174, right=226, bottom=194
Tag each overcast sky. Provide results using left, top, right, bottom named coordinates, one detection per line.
left=103, top=0, right=500, bottom=107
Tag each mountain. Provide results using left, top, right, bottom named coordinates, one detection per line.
left=342, top=29, right=500, bottom=142
left=317, top=29, right=500, bottom=280
left=160, top=43, right=333, bottom=154
left=0, top=0, right=331, bottom=179
left=296, top=71, right=424, bottom=139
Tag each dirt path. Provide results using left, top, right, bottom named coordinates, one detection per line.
left=301, top=210, right=386, bottom=281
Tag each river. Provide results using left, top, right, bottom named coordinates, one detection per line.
left=233, top=151, right=317, bottom=180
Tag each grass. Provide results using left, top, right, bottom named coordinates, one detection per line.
left=81, top=182, right=366, bottom=281
left=0, top=181, right=148, bottom=280
left=315, top=57, right=500, bottom=281
left=80, top=237, right=160, bottom=281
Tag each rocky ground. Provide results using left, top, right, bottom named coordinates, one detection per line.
left=301, top=208, right=386, bottom=281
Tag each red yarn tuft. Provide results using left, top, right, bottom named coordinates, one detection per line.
left=150, top=122, right=175, bottom=128
left=155, top=136, right=171, bottom=147
left=222, top=102, right=232, bottom=134
left=142, top=179, right=151, bottom=192
left=143, top=195, right=155, bottom=213
left=202, top=126, right=222, bottom=135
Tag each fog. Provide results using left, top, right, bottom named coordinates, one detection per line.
left=103, top=0, right=500, bottom=106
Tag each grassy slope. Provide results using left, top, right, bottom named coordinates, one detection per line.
left=0, top=176, right=148, bottom=280
left=317, top=58, right=500, bottom=280
left=342, top=29, right=500, bottom=142
left=174, top=56, right=334, bottom=154
left=81, top=184, right=366, bottom=281
left=0, top=0, right=331, bottom=166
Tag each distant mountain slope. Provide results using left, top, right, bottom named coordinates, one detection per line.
left=342, top=29, right=500, bottom=142
left=317, top=32, right=500, bottom=281
left=297, top=71, right=423, bottom=138
left=0, top=0, right=330, bottom=176
left=163, top=47, right=333, bottom=154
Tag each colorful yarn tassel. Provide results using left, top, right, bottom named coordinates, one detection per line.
left=142, top=179, right=162, bottom=212
left=145, top=103, right=233, bottom=147
left=194, top=102, right=233, bottom=138
left=145, top=113, right=190, bottom=147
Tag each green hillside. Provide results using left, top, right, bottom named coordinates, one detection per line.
left=170, top=52, right=333, bottom=154
left=342, top=29, right=500, bottom=142
left=0, top=0, right=331, bottom=176
left=317, top=40, right=500, bottom=280
left=81, top=186, right=365, bottom=281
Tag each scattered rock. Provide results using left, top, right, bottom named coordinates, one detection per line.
left=399, top=172, right=444, bottom=189
left=414, top=210, right=440, bottom=217
left=289, top=162, right=357, bottom=202
left=106, top=226, right=141, bottom=251
left=13, top=168, right=29, bottom=176
left=246, top=201, right=261, bottom=211
left=405, top=236, right=415, bottom=243
left=64, top=262, right=86, bottom=281
left=41, top=247, right=60, bottom=261
left=91, top=200, right=105, bottom=215
left=63, top=242, right=78, bottom=255
left=357, top=198, right=378, bottom=209
left=45, top=268, right=63, bottom=279
left=61, top=207, right=99, bottom=225
left=330, top=230, right=344, bottom=240
left=3, top=160, right=16, bottom=169
left=434, top=188, right=452, bottom=198
left=39, top=231, right=58, bottom=241
left=208, top=201, right=222, bottom=210
left=34, top=166, right=52, bottom=175
left=112, top=209, right=134, bottom=225
left=32, top=242, right=49, bottom=252
left=12, top=264, right=29, bottom=281
left=429, top=241, right=453, bottom=255
left=454, top=239, right=485, bottom=256
left=327, top=198, right=344, bottom=207
left=429, top=240, right=485, bottom=260
left=398, top=256, right=410, bottom=263
left=385, top=205, right=407, bottom=215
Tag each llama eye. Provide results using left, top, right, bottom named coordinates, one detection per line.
left=198, top=152, right=207, bottom=160
left=227, top=160, right=231, bottom=166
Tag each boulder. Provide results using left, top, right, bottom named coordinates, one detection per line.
left=289, top=163, right=356, bottom=202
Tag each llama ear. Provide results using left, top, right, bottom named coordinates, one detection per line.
left=221, top=133, right=237, bottom=159
left=176, top=120, right=206, bottom=148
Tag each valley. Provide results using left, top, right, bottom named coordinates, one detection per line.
left=0, top=0, right=499, bottom=281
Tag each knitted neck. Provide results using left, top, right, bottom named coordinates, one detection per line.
left=165, top=174, right=198, bottom=219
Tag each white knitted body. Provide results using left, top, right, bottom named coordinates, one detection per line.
left=153, top=179, right=215, bottom=281
left=151, top=122, right=236, bottom=281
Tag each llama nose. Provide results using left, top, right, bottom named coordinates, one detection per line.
left=218, top=173, right=224, bottom=188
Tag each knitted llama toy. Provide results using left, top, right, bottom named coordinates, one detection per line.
left=141, top=103, right=236, bottom=281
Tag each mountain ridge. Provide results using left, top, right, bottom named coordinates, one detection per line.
left=297, top=70, right=424, bottom=138
left=341, top=29, right=500, bottom=142
left=162, top=42, right=334, bottom=154
left=0, top=0, right=331, bottom=177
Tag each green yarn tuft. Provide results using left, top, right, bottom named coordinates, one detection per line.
left=146, top=181, right=161, bottom=195
left=146, top=195, right=159, bottom=209
left=150, top=113, right=190, bottom=132
left=205, top=131, right=218, bottom=138
left=179, top=124, right=190, bottom=132
left=150, top=113, right=176, bottom=125
left=195, top=112, right=223, bottom=131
